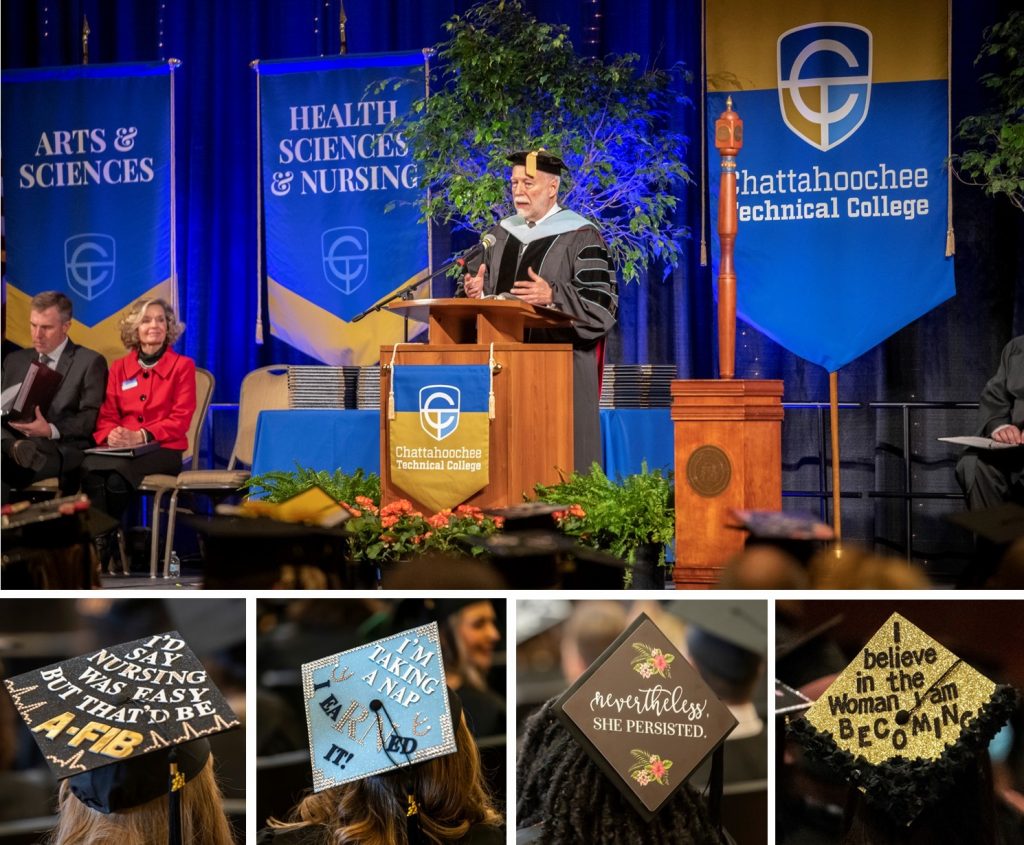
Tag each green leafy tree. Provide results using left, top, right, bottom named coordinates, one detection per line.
left=395, top=0, right=692, bottom=282
left=953, top=11, right=1024, bottom=212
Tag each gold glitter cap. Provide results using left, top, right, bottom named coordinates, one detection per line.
left=788, top=612, right=1019, bottom=826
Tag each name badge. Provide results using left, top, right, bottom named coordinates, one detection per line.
left=121, top=378, right=139, bottom=391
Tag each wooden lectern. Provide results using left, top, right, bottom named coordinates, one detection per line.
left=380, top=299, right=574, bottom=512
left=672, top=98, right=784, bottom=587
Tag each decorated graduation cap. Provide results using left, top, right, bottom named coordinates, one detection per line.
left=789, top=612, right=1019, bottom=826
left=302, top=621, right=458, bottom=840
left=554, top=611, right=738, bottom=822
left=4, top=631, right=240, bottom=844
left=508, top=148, right=566, bottom=177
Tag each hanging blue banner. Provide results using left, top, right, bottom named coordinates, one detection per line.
left=706, top=2, right=955, bottom=372
left=256, top=52, right=429, bottom=365
left=1, top=62, right=177, bottom=361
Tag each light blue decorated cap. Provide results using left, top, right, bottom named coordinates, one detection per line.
left=302, top=621, right=458, bottom=791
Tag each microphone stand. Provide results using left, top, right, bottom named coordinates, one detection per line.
left=350, top=250, right=478, bottom=323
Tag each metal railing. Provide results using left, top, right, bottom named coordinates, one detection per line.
left=781, top=400, right=978, bottom=560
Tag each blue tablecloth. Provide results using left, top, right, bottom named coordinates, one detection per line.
left=599, top=408, right=673, bottom=479
left=249, top=408, right=672, bottom=483
left=251, top=410, right=381, bottom=482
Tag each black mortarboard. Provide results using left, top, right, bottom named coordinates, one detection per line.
left=555, top=611, right=738, bottom=822
left=946, top=503, right=1024, bottom=545
left=728, top=508, right=834, bottom=564
left=668, top=600, right=768, bottom=658
left=507, top=148, right=567, bottom=177
left=788, top=612, right=1019, bottom=826
left=4, top=631, right=240, bottom=845
left=774, top=680, right=812, bottom=717
left=669, top=601, right=767, bottom=692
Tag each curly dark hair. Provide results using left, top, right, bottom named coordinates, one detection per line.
left=516, top=699, right=723, bottom=845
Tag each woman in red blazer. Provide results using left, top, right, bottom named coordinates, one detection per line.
left=81, top=298, right=196, bottom=521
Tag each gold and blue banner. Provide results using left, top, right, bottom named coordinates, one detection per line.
left=1, top=62, right=178, bottom=361
left=389, top=365, right=490, bottom=513
left=707, top=1, right=954, bottom=371
left=256, top=52, right=429, bottom=364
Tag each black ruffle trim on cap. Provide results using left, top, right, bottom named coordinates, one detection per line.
left=787, top=684, right=1019, bottom=826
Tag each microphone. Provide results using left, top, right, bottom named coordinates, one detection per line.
left=455, top=233, right=496, bottom=272
left=369, top=699, right=383, bottom=711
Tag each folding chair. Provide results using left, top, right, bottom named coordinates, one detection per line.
left=157, top=365, right=290, bottom=576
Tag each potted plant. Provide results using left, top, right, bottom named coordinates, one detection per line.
left=344, top=499, right=503, bottom=566
left=245, top=465, right=381, bottom=505
left=533, top=463, right=675, bottom=588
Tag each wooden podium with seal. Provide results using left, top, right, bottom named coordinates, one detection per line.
left=380, top=298, right=574, bottom=512
left=672, top=99, right=784, bottom=587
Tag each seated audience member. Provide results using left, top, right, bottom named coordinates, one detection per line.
left=1, top=291, right=107, bottom=501
left=80, top=298, right=195, bottom=540
left=956, top=336, right=1024, bottom=510
left=261, top=693, right=503, bottom=844
left=517, top=700, right=725, bottom=844
left=560, top=600, right=626, bottom=684
left=48, top=742, right=234, bottom=845
left=392, top=600, right=505, bottom=737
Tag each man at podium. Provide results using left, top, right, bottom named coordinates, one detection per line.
left=460, top=148, right=618, bottom=470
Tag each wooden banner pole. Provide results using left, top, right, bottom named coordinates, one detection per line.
left=829, top=370, right=843, bottom=553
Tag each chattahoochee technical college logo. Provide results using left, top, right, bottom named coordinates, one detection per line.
left=64, top=233, right=116, bottom=300
left=321, top=226, right=369, bottom=294
left=777, top=23, right=872, bottom=152
left=419, top=385, right=461, bottom=441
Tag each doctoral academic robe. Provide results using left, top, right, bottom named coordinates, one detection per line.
left=461, top=209, right=618, bottom=471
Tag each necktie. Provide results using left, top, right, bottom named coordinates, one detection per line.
left=38, top=353, right=52, bottom=368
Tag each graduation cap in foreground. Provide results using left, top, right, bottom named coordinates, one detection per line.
left=507, top=148, right=567, bottom=177
left=555, top=611, right=738, bottom=823
left=774, top=680, right=813, bottom=717
left=946, top=503, right=1024, bottom=546
left=788, top=612, right=1019, bottom=826
left=667, top=601, right=767, bottom=698
left=302, top=622, right=459, bottom=842
left=4, top=631, right=240, bottom=844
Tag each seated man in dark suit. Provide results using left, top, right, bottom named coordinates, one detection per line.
left=2, top=291, right=108, bottom=501
left=955, top=335, right=1024, bottom=510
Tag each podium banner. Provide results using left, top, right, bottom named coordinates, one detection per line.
left=256, top=52, right=429, bottom=365
left=706, top=1, right=954, bottom=371
left=389, top=365, right=490, bottom=513
left=1, top=62, right=177, bottom=361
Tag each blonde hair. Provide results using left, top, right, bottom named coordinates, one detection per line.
left=47, top=756, right=234, bottom=845
left=118, top=297, right=185, bottom=350
left=271, top=715, right=501, bottom=845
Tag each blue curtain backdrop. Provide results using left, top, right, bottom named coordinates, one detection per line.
left=2, top=0, right=1022, bottom=556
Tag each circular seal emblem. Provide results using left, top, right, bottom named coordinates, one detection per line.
left=686, top=445, right=731, bottom=498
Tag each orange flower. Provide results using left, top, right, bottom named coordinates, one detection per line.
left=381, top=515, right=399, bottom=529
left=427, top=510, right=453, bottom=529
left=381, top=533, right=396, bottom=543
left=354, top=496, right=379, bottom=514
left=569, top=504, right=586, bottom=518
